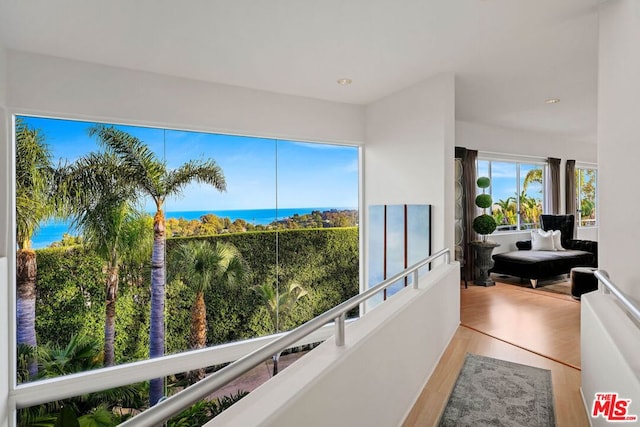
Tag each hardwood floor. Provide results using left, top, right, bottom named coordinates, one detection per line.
left=403, top=281, right=589, bottom=426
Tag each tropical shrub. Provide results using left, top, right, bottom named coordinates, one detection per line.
left=35, top=228, right=359, bottom=360
left=36, top=247, right=106, bottom=349
left=17, top=335, right=146, bottom=427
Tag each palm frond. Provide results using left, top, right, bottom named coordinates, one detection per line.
left=88, top=124, right=164, bottom=201
left=164, top=159, right=226, bottom=198
left=77, top=405, right=114, bottom=427
left=256, top=281, right=308, bottom=333
left=37, top=335, right=103, bottom=379
left=119, top=214, right=154, bottom=266
left=15, top=118, right=55, bottom=247
left=58, top=151, right=142, bottom=262
left=169, top=240, right=245, bottom=294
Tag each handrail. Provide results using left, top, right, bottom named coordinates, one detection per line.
left=12, top=324, right=338, bottom=409
left=594, top=270, right=640, bottom=323
left=120, top=248, right=451, bottom=426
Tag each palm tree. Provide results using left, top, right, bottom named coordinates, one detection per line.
left=492, top=197, right=515, bottom=226
left=521, top=168, right=543, bottom=227
left=522, top=168, right=543, bottom=191
left=15, top=118, right=55, bottom=378
left=256, top=281, right=308, bottom=375
left=170, top=240, right=246, bottom=383
left=60, top=152, right=146, bottom=367
left=518, top=191, right=542, bottom=228
left=88, top=125, right=226, bottom=406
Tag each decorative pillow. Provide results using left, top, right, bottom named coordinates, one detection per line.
left=531, top=229, right=555, bottom=251
left=551, top=230, right=565, bottom=251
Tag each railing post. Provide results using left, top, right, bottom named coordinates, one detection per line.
left=335, top=313, right=346, bottom=347
left=413, top=270, right=419, bottom=289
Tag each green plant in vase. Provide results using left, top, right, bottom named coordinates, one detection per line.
left=471, top=176, right=499, bottom=286
left=473, top=176, right=497, bottom=241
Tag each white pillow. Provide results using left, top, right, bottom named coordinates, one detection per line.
left=531, top=229, right=555, bottom=251
left=551, top=230, right=565, bottom=251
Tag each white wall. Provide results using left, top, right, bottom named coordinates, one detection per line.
left=209, top=263, right=460, bottom=427
left=581, top=292, right=640, bottom=426
left=0, top=46, right=6, bottom=105
left=0, top=43, right=10, bottom=427
left=456, top=120, right=597, bottom=165
left=597, top=0, right=640, bottom=300
left=456, top=120, right=598, bottom=254
left=7, top=51, right=364, bottom=146
left=365, top=73, right=456, bottom=260
left=0, top=45, right=8, bottom=258
left=0, top=258, right=8, bottom=427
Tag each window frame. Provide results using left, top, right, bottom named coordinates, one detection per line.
left=477, top=154, right=547, bottom=233
left=575, top=165, right=598, bottom=228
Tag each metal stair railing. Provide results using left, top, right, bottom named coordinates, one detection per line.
left=120, top=248, right=451, bottom=426
left=594, top=270, right=640, bottom=323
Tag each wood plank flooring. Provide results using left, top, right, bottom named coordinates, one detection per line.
left=403, top=281, right=589, bottom=426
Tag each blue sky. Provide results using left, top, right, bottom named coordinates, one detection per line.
left=477, top=160, right=543, bottom=204
left=19, top=116, right=359, bottom=211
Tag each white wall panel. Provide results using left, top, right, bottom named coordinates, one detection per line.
left=0, top=258, right=8, bottom=427
left=0, top=45, right=8, bottom=258
left=364, top=73, right=455, bottom=261
left=7, top=51, right=365, bottom=146
left=597, top=0, right=640, bottom=300
left=456, top=120, right=596, bottom=163
left=581, top=292, right=640, bottom=426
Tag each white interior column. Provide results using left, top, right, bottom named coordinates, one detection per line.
left=597, top=0, right=640, bottom=300
left=1, top=43, right=12, bottom=427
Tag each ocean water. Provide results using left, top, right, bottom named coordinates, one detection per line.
left=31, top=207, right=352, bottom=249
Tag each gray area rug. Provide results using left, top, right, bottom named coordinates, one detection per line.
left=438, top=353, right=556, bottom=426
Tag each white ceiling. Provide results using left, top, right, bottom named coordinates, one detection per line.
left=0, top=0, right=599, bottom=142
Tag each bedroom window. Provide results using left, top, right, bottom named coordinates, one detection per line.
left=477, top=158, right=545, bottom=232
left=576, top=167, right=597, bottom=227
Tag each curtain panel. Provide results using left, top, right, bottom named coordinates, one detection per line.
left=548, top=157, right=561, bottom=214
left=455, top=147, right=478, bottom=281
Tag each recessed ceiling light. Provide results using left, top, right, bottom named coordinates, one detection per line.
left=545, top=98, right=560, bottom=104
left=337, top=78, right=352, bottom=86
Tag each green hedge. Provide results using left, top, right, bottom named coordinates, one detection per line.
left=35, top=227, right=359, bottom=364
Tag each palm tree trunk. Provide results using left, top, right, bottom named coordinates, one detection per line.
left=103, top=265, right=119, bottom=367
left=188, top=291, right=207, bottom=384
left=149, top=209, right=167, bottom=406
left=16, top=248, right=38, bottom=378
left=190, top=291, right=207, bottom=349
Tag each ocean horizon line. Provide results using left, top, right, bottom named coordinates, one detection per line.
left=32, top=206, right=358, bottom=249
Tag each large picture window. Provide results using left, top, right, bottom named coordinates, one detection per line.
left=477, top=158, right=545, bottom=232
left=13, top=115, right=360, bottom=414
left=576, top=167, right=597, bottom=227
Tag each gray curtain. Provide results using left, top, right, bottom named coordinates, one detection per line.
left=455, top=147, right=478, bottom=281
left=565, top=159, right=577, bottom=237
left=548, top=157, right=561, bottom=214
